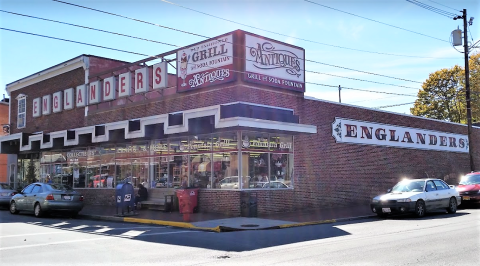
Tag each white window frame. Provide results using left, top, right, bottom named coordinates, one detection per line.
left=17, top=94, right=26, bottom=129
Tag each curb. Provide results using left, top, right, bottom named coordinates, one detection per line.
left=79, top=214, right=222, bottom=232
left=78, top=213, right=377, bottom=233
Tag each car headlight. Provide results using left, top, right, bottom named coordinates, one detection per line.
left=372, top=199, right=379, bottom=203
left=396, top=198, right=411, bottom=203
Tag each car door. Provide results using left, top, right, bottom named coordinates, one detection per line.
left=26, top=184, right=44, bottom=211
left=16, top=184, right=35, bottom=210
left=433, top=180, right=453, bottom=208
left=424, top=180, right=440, bottom=210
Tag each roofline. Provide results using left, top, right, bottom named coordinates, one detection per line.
left=5, top=54, right=130, bottom=96
left=304, top=95, right=477, bottom=128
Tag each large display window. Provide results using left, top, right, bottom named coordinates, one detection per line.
left=31, top=131, right=293, bottom=191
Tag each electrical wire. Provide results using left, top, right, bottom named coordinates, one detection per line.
left=306, top=70, right=420, bottom=90
left=305, top=0, right=449, bottom=42
left=0, top=10, right=180, bottom=47
left=426, top=0, right=461, bottom=12
left=159, top=0, right=453, bottom=59
left=406, top=0, right=458, bottom=19
left=1, top=27, right=417, bottom=99
left=51, top=0, right=424, bottom=84
left=375, top=102, right=416, bottom=109
left=0, top=27, right=150, bottom=57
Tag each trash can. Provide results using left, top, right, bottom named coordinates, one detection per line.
left=176, top=188, right=199, bottom=222
left=240, top=191, right=257, bottom=217
left=115, top=181, right=135, bottom=216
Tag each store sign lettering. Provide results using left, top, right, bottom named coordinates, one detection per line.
left=331, top=117, right=469, bottom=153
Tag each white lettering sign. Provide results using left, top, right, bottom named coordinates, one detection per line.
left=135, top=67, right=149, bottom=94
left=103, top=77, right=116, bottom=101
left=33, top=98, right=41, bottom=117
left=118, top=72, right=132, bottom=98
left=152, top=62, right=168, bottom=90
left=64, top=88, right=74, bottom=110
left=331, top=117, right=469, bottom=153
left=89, top=81, right=101, bottom=104
left=52, top=92, right=62, bottom=113
left=76, top=84, right=87, bottom=107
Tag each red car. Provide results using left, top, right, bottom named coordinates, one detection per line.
left=456, top=172, right=480, bottom=204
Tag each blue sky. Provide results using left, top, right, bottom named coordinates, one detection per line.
left=0, top=0, right=478, bottom=115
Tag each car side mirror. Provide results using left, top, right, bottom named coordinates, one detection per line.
left=448, top=185, right=455, bottom=189
left=387, top=188, right=392, bottom=193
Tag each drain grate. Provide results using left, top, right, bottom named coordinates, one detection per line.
left=240, top=224, right=260, bottom=228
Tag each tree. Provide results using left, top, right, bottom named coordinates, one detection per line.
left=411, top=53, right=480, bottom=124
left=25, top=159, right=38, bottom=184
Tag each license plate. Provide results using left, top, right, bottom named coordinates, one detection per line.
left=382, top=208, right=391, bottom=213
left=63, top=195, right=71, bottom=200
left=0, top=192, right=8, bottom=196
left=463, top=196, right=470, bottom=200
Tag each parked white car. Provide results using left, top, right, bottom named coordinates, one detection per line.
left=370, top=178, right=461, bottom=218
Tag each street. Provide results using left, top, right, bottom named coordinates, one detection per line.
left=0, top=207, right=479, bottom=266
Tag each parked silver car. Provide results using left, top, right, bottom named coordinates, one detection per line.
left=9, top=182, right=84, bottom=217
left=0, top=183, right=17, bottom=208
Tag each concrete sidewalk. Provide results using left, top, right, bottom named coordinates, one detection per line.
left=78, top=204, right=376, bottom=232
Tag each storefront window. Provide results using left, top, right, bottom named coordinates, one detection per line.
left=241, top=131, right=271, bottom=151
left=212, top=132, right=238, bottom=152
left=169, top=138, right=190, bottom=187
left=243, top=152, right=269, bottom=189
left=190, top=153, right=211, bottom=188
left=67, top=149, right=88, bottom=188
left=101, top=147, right=116, bottom=188
left=270, top=153, right=293, bottom=188
left=86, top=147, right=101, bottom=188
left=213, top=152, right=238, bottom=189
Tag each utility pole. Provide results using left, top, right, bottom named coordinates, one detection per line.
left=454, top=9, right=475, bottom=172
left=338, top=85, right=341, bottom=103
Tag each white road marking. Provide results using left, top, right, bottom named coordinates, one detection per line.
left=119, top=230, right=145, bottom=238
left=0, top=237, right=113, bottom=251
left=27, top=222, right=42, bottom=225
left=138, top=231, right=203, bottom=237
left=94, top=228, right=112, bottom=233
left=0, top=231, right=70, bottom=239
left=50, top=222, right=69, bottom=227
left=70, top=225, right=89, bottom=230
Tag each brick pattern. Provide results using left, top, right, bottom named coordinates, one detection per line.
left=76, top=188, right=116, bottom=206
left=8, top=68, right=480, bottom=215
left=198, top=190, right=241, bottom=216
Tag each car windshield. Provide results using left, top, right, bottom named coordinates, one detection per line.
left=391, top=180, right=425, bottom=192
left=47, top=184, right=73, bottom=191
left=459, top=174, right=480, bottom=185
left=0, top=183, right=12, bottom=189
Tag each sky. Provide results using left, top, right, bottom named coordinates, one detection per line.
left=0, top=0, right=478, bottom=115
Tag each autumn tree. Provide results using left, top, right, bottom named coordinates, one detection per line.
left=411, top=53, right=480, bottom=124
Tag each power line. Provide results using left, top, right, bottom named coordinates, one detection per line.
left=159, top=0, right=453, bottom=59
left=375, top=102, right=416, bottom=109
left=305, top=0, right=449, bottom=43
left=53, top=0, right=424, bottom=84
left=0, top=10, right=180, bottom=47
left=306, top=70, right=420, bottom=90
left=2, top=26, right=417, bottom=100
left=306, top=82, right=417, bottom=97
left=0, top=27, right=150, bottom=57
left=406, top=0, right=459, bottom=19
left=426, top=0, right=461, bottom=12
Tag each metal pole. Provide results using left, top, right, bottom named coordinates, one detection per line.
left=338, top=85, right=341, bottom=103
left=462, top=9, right=475, bottom=171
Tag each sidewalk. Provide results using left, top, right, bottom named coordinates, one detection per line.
left=78, top=204, right=375, bottom=232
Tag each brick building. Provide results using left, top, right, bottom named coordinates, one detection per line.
left=1, top=30, right=478, bottom=215
left=0, top=96, right=9, bottom=182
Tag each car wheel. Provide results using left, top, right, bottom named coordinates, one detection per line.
left=415, top=200, right=426, bottom=217
left=34, top=203, right=44, bottom=218
left=447, top=197, right=457, bottom=214
left=9, top=201, right=19, bottom=214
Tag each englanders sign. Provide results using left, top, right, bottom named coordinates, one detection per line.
left=331, top=117, right=469, bottom=153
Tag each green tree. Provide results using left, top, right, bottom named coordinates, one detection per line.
left=25, top=159, right=38, bottom=184
left=411, top=53, right=480, bottom=124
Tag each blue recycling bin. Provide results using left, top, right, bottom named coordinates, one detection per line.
left=115, top=181, right=135, bottom=216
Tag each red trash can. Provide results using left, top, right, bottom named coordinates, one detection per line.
left=176, top=188, right=199, bottom=222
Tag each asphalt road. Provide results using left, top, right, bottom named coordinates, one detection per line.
left=0, top=206, right=479, bottom=266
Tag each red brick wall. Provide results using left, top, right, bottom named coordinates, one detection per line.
left=0, top=103, right=8, bottom=182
